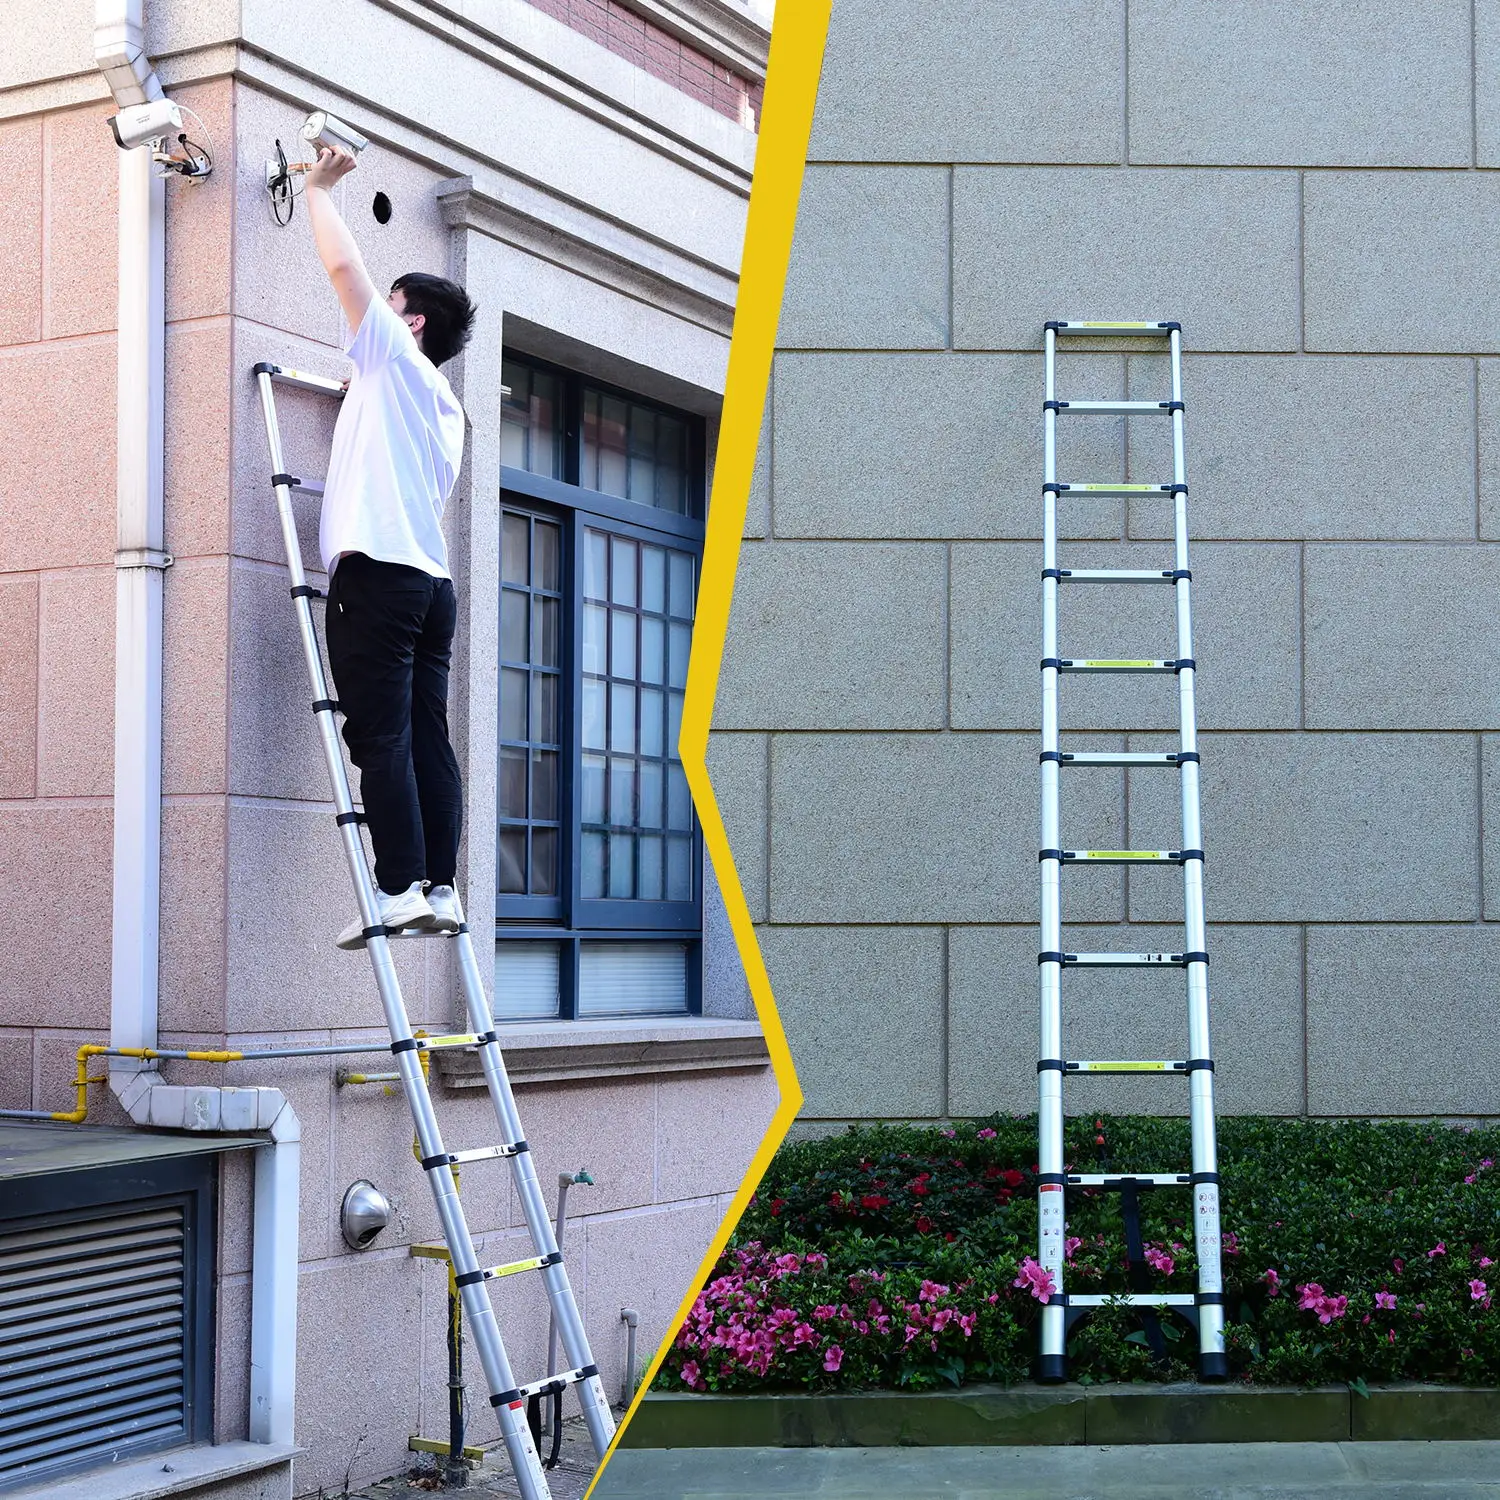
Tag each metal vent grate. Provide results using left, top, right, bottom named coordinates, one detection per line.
left=0, top=1206, right=189, bottom=1488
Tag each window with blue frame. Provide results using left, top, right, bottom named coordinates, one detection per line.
left=496, top=354, right=706, bottom=1021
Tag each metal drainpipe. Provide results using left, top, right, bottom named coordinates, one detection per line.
left=92, top=1, right=301, bottom=1450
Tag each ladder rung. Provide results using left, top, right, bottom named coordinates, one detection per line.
left=436, top=1144, right=525, bottom=1167
left=1065, top=1292, right=1197, bottom=1308
left=1054, top=659, right=1179, bottom=673
left=1068, top=1173, right=1191, bottom=1187
left=1058, top=752, right=1184, bottom=767
left=1056, top=849, right=1192, bottom=864
left=1054, top=482, right=1176, bottom=497
left=466, top=1250, right=562, bottom=1283
left=1058, top=952, right=1188, bottom=968
left=253, top=361, right=347, bottom=396
left=1052, top=569, right=1178, bottom=584
left=413, top=1032, right=486, bottom=1050
left=1047, top=400, right=1181, bottom=417
left=1046, top=320, right=1180, bottom=336
left=513, top=1365, right=597, bottom=1402
left=1066, top=1060, right=1188, bottom=1073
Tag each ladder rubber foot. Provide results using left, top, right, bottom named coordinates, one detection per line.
left=1199, top=1351, right=1229, bottom=1382
left=1037, top=1354, right=1068, bottom=1384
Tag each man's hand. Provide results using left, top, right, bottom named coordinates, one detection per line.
left=303, top=144, right=358, bottom=193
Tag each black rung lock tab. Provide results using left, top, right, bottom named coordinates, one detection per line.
left=1041, top=657, right=1064, bottom=671
left=1038, top=951, right=1070, bottom=965
left=1174, top=658, right=1197, bottom=672
left=1037, top=1059, right=1065, bottom=1073
left=1043, top=482, right=1063, bottom=495
left=456, top=1269, right=486, bottom=1289
left=456, top=922, right=470, bottom=934
left=1186, top=1058, right=1215, bottom=1073
left=335, top=811, right=365, bottom=826
left=314, top=698, right=340, bottom=714
left=541, top=1251, right=564, bottom=1268
left=1166, top=400, right=1185, bottom=412
left=490, top=1388, right=523, bottom=1408
left=1044, top=320, right=1066, bottom=331
left=1161, top=321, right=1182, bottom=331
left=1178, top=849, right=1206, bottom=862
left=1043, top=400, right=1064, bottom=413
left=508, top=1138, right=529, bottom=1154
left=1196, top=1291, right=1226, bottom=1306
left=1039, top=848, right=1064, bottom=862
left=579, top=1363, right=599, bottom=1380
left=1043, top=568, right=1068, bottom=580
left=478, top=1031, right=498, bottom=1045
left=271, top=472, right=301, bottom=489
left=1191, top=1172, right=1221, bottom=1185
left=1183, top=951, right=1210, bottom=965
left=1036, top=1172, right=1066, bottom=1187
left=1174, top=751, right=1201, bottom=764
left=252, top=361, right=280, bottom=376
left=391, top=1037, right=421, bottom=1054
left=290, top=584, right=324, bottom=600
left=1040, top=751, right=1062, bottom=764
left=1170, top=569, right=1192, bottom=581
left=1170, top=483, right=1189, bottom=495
left=420, top=1152, right=455, bottom=1171
left=361, top=924, right=387, bottom=941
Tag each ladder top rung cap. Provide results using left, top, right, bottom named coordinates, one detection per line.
left=1046, top=320, right=1180, bottom=333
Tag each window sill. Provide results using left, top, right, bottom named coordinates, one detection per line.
left=434, top=1017, right=769, bottom=1087
left=10, top=1442, right=300, bottom=1500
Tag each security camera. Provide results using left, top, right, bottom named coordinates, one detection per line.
left=109, top=99, right=184, bottom=151
left=300, top=110, right=368, bottom=156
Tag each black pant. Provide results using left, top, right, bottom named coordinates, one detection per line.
left=325, top=552, right=463, bottom=895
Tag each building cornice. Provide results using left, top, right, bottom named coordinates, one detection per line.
left=436, top=174, right=738, bottom=337
left=616, top=0, right=771, bottom=81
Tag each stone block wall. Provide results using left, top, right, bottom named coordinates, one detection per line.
left=711, top=0, right=1500, bottom=1126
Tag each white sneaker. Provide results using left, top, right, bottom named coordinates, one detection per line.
left=425, top=884, right=462, bottom=935
left=336, top=882, right=438, bottom=950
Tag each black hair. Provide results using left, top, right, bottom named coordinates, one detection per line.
left=391, top=272, right=478, bottom=367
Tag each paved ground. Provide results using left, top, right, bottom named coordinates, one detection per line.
left=588, top=1441, right=1500, bottom=1499
left=349, top=1416, right=602, bottom=1500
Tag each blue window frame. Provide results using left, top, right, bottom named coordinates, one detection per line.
left=497, top=354, right=706, bottom=1020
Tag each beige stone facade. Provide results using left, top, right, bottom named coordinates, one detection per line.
left=0, top=2, right=774, bottom=1495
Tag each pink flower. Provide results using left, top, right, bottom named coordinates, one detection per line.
left=1263, top=1268, right=1281, bottom=1296
left=1296, top=1284, right=1348, bottom=1324
left=1297, top=1283, right=1326, bottom=1311
left=1144, top=1245, right=1175, bottom=1276
left=1362, top=1313, right=1371, bottom=1325
left=918, top=1280, right=950, bottom=1303
left=1375, top=1291, right=1397, bottom=1310
left=1465, top=1175, right=1477, bottom=1185
left=1388, top=1329, right=1396, bottom=1345
left=940, top=1129, right=956, bottom=1139
left=976, top=1127, right=997, bottom=1139
left=681, top=1360, right=703, bottom=1390
left=1470, top=1280, right=1488, bottom=1301
left=1392, top=1257, right=1404, bottom=1275
left=1013, top=1257, right=1056, bottom=1304
left=1480, top=1257, right=1496, bottom=1269
left=1221, top=1232, right=1241, bottom=1256
left=1065, top=1236, right=1083, bottom=1262
left=1428, top=1242, right=1447, bottom=1259
left=823, top=1345, right=843, bottom=1373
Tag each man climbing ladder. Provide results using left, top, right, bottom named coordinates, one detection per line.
left=301, top=141, right=477, bottom=948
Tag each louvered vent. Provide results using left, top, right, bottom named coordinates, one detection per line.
left=0, top=1205, right=189, bottom=1488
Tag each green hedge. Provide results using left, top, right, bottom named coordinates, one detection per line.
left=657, top=1116, right=1500, bottom=1393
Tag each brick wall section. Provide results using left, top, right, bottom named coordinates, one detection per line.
left=710, top=0, right=1500, bottom=1127
left=525, top=0, right=762, bottom=125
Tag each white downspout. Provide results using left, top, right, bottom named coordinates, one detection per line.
left=95, top=3, right=301, bottom=1451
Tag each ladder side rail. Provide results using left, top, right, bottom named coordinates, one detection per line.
left=1167, top=331, right=1226, bottom=1373
left=450, top=923, right=617, bottom=1457
left=254, top=371, right=554, bottom=1498
left=1037, top=326, right=1068, bottom=1375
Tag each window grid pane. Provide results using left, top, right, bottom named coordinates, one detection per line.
left=581, top=385, right=691, bottom=515
left=501, top=361, right=564, bottom=480
left=579, top=528, right=697, bottom=903
left=498, top=509, right=564, bottom=897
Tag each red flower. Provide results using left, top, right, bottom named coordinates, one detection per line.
left=1002, top=1169, right=1025, bottom=1189
left=916, top=1216, right=934, bottom=1234
left=860, top=1194, right=890, bottom=1211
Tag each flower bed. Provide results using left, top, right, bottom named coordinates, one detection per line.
left=658, top=1116, right=1500, bottom=1394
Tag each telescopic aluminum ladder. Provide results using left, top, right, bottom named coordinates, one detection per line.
left=1035, top=320, right=1226, bottom=1382
left=252, top=360, right=616, bottom=1498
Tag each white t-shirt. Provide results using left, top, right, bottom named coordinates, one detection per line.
left=319, top=295, right=467, bottom=579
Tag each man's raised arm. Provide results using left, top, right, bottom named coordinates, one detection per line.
left=303, top=145, right=375, bottom=334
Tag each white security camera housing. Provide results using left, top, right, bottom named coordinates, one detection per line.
left=300, top=110, right=368, bottom=156
left=109, top=98, right=184, bottom=151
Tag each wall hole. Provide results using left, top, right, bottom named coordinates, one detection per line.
left=372, top=192, right=392, bottom=224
